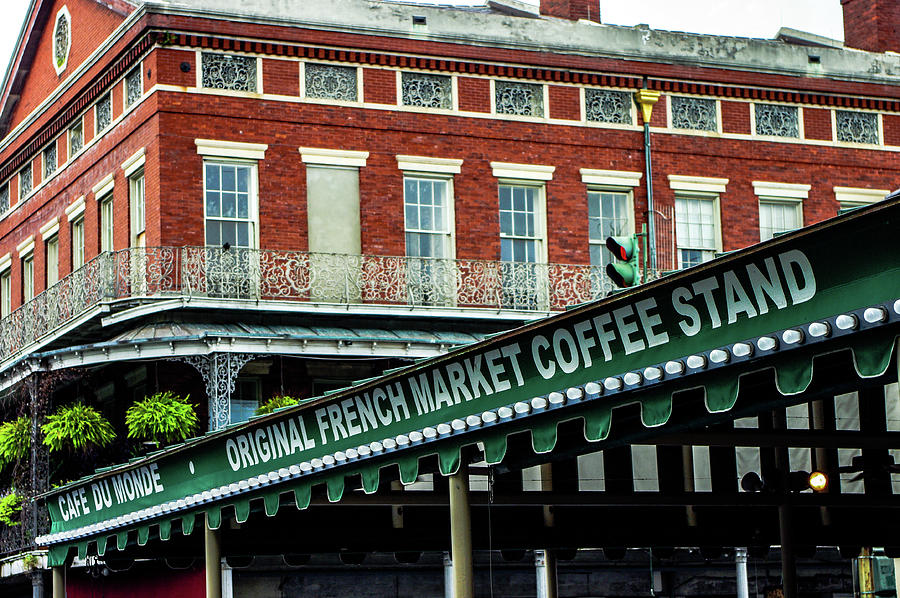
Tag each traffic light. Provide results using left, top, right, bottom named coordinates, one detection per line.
left=605, top=235, right=640, bottom=288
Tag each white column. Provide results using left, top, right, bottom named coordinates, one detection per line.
left=735, top=547, right=749, bottom=598
left=535, top=550, right=558, bottom=598
left=443, top=552, right=454, bottom=598
left=205, top=518, right=222, bottom=598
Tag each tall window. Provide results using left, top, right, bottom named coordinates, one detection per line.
left=71, top=218, right=85, bottom=269
left=588, top=191, right=630, bottom=269
left=759, top=200, right=801, bottom=241
left=675, top=195, right=718, bottom=268
left=129, top=171, right=146, bottom=247
left=204, top=162, right=255, bottom=248
left=100, top=195, right=114, bottom=252
left=499, top=184, right=541, bottom=263
left=46, top=236, right=59, bottom=287
left=23, top=256, right=34, bottom=302
left=0, top=270, right=10, bottom=317
left=404, top=177, right=451, bottom=259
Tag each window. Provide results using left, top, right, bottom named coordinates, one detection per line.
left=46, top=236, right=59, bottom=287
left=405, top=178, right=452, bottom=259
left=494, top=81, right=544, bottom=117
left=758, top=201, right=800, bottom=241
left=834, top=186, right=889, bottom=214
left=96, top=93, right=112, bottom=133
left=0, top=269, right=9, bottom=317
left=71, top=218, right=85, bottom=269
left=22, top=256, right=34, bottom=302
left=201, top=53, right=257, bottom=92
left=99, top=195, right=114, bottom=252
left=230, top=378, right=262, bottom=424
left=44, top=143, right=57, bottom=179
left=125, top=67, right=142, bottom=108
left=588, top=191, right=631, bottom=269
left=671, top=96, right=718, bottom=132
left=752, top=181, right=809, bottom=242
left=19, top=167, right=32, bottom=200
left=304, top=63, right=358, bottom=101
left=69, top=120, right=83, bottom=157
left=401, top=72, right=452, bottom=109
left=204, top=162, right=255, bottom=249
left=129, top=170, right=145, bottom=247
left=499, top=182, right=546, bottom=308
left=675, top=196, right=718, bottom=268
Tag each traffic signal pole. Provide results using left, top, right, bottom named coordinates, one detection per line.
left=635, top=87, right=660, bottom=273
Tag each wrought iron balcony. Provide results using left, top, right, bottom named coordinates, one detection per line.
left=0, top=247, right=611, bottom=364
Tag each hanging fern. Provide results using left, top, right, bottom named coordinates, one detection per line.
left=0, top=491, right=22, bottom=527
left=255, top=395, right=299, bottom=416
left=0, top=416, right=31, bottom=469
left=126, top=392, right=198, bottom=446
left=41, top=403, right=115, bottom=453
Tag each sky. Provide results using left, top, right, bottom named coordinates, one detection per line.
left=0, top=0, right=844, bottom=84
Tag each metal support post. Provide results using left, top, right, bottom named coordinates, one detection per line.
left=51, top=566, right=64, bottom=598
left=443, top=552, right=454, bottom=598
left=774, top=409, right=796, bottom=598
left=735, top=547, right=749, bottom=598
left=31, top=568, right=44, bottom=598
left=535, top=550, right=558, bottom=598
left=449, top=463, right=474, bottom=598
left=205, top=518, right=222, bottom=598
left=635, top=87, right=660, bottom=272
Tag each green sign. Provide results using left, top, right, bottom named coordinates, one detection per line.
left=41, top=199, right=900, bottom=552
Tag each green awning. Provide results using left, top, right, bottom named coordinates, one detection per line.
left=39, top=196, right=900, bottom=567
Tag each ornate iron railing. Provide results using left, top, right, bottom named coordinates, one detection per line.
left=0, top=247, right=611, bottom=363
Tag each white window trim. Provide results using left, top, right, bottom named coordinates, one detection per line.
left=92, top=173, right=115, bottom=199
left=40, top=218, right=60, bottom=241
left=586, top=188, right=636, bottom=238
left=396, top=155, right=463, bottom=175
left=752, top=181, right=810, bottom=200
left=491, top=162, right=554, bottom=182
left=121, top=148, right=146, bottom=177
left=0, top=253, right=10, bottom=273
left=300, top=147, right=368, bottom=168
left=402, top=174, right=458, bottom=261
left=66, top=196, right=86, bottom=221
left=668, top=175, right=728, bottom=194
left=52, top=6, right=71, bottom=75
left=673, top=193, right=724, bottom=268
left=202, top=159, right=261, bottom=250
left=834, top=186, right=889, bottom=206
left=580, top=169, right=642, bottom=188
left=17, top=236, right=35, bottom=258
left=196, top=139, right=268, bottom=161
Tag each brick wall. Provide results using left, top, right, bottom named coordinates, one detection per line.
left=7, top=0, right=128, bottom=131
left=842, top=0, right=900, bottom=53
left=539, top=0, right=600, bottom=22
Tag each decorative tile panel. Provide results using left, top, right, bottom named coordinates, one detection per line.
left=44, top=145, right=57, bottom=179
left=0, top=185, right=8, bottom=214
left=755, top=104, right=799, bottom=137
left=585, top=89, right=632, bottom=124
left=53, top=12, right=69, bottom=69
left=19, top=168, right=32, bottom=199
left=69, top=122, right=83, bottom=156
left=125, top=68, right=142, bottom=107
left=304, top=63, right=357, bottom=101
left=96, top=94, right=112, bottom=132
left=495, top=81, right=544, bottom=117
left=401, top=72, right=452, bottom=109
left=201, top=53, right=257, bottom=93
left=836, top=110, right=879, bottom=144
left=671, top=96, right=717, bottom=131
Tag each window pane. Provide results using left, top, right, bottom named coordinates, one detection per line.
left=237, top=167, right=249, bottom=193
left=221, top=221, right=237, bottom=246
left=222, top=166, right=236, bottom=191
left=222, top=192, right=236, bottom=218
left=499, top=186, right=511, bottom=211
left=206, top=164, right=219, bottom=190
left=237, top=194, right=248, bottom=219
left=237, top=222, right=249, bottom=247
left=206, top=223, right=221, bottom=246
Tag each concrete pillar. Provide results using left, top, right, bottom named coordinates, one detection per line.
left=735, top=547, right=749, bottom=598
left=205, top=518, right=222, bottom=598
left=31, top=569, right=44, bottom=598
left=51, top=566, right=64, bottom=598
left=449, top=463, right=474, bottom=598
left=535, top=550, right=558, bottom=598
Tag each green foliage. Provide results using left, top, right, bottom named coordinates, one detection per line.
left=0, top=491, right=22, bottom=527
left=255, top=395, right=299, bottom=416
left=41, top=403, right=115, bottom=453
left=0, top=416, right=30, bottom=469
left=126, top=392, right=198, bottom=446
left=22, top=553, right=39, bottom=570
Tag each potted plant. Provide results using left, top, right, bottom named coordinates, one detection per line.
left=0, top=416, right=30, bottom=470
left=255, top=395, right=299, bottom=416
left=125, top=391, right=198, bottom=449
left=41, top=403, right=115, bottom=453
left=0, top=490, right=22, bottom=527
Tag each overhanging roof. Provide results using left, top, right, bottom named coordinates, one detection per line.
left=38, top=194, right=900, bottom=566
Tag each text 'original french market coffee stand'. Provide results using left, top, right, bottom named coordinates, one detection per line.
left=36, top=194, right=900, bottom=598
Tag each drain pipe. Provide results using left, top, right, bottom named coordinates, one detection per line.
left=635, top=84, right=660, bottom=273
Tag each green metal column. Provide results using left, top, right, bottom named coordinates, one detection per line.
left=205, top=517, right=222, bottom=598
left=449, top=463, right=474, bottom=598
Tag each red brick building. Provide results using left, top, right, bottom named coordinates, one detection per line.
left=0, top=0, right=898, bottom=596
